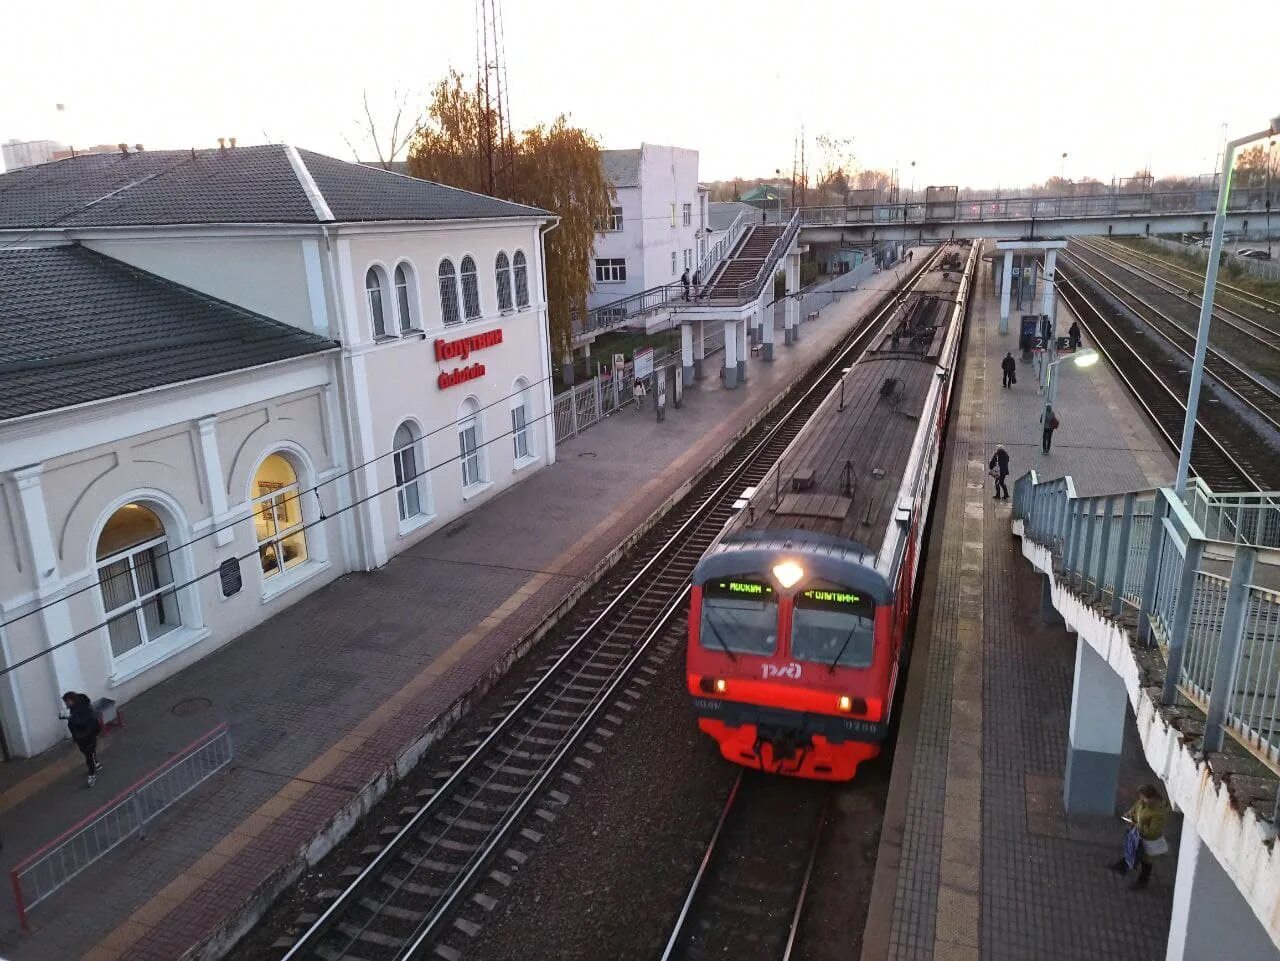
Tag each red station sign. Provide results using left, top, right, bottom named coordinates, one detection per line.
left=434, top=329, right=503, bottom=389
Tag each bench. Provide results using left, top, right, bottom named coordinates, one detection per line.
left=806, top=311, right=819, bottom=323
left=750, top=343, right=763, bottom=358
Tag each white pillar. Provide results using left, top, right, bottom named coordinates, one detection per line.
left=1042, top=249, right=1058, bottom=341
left=784, top=252, right=800, bottom=344
left=723, top=318, right=739, bottom=389
left=345, top=353, right=389, bottom=569
left=1000, top=250, right=1014, bottom=335
left=197, top=417, right=234, bottom=547
left=681, top=322, right=694, bottom=386
left=1063, top=637, right=1127, bottom=815
left=1166, top=828, right=1280, bottom=961
left=12, top=466, right=86, bottom=703
left=759, top=296, right=774, bottom=361
left=737, top=318, right=748, bottom=384
left=692, top=319, right=706, bottom=379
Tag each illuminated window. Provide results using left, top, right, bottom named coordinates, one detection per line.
left=458, top=397, right=486, bottom=488
left=461, top=255, right=481, bottom=320
left=394, top=262, right=417, bottom=331
left=438, top=259, right=461, bottom=326
left=365, top=267, right=389, bottom=337
left=513, top=250, right=530, bottom=308
left=495, top=252, right=513, bottom=313
left=252, top=454, right=308, bottom=580
left=511, top=378, right=534, bottom=462
left=393, top=422, right=426, bottom=521
left=96, top=504, right=181, bottom=659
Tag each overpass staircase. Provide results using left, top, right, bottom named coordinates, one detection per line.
left=704, top=224, right=785, bottom=298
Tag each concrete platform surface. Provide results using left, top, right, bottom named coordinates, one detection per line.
left=0, top=254, right=921, bottom=961
left=861, top=259, right=1179, bottom=961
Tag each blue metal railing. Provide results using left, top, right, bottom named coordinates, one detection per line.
left=1013, top=471, right=1280, bottom=772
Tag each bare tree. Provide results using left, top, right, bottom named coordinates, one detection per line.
left=343, top=89, right=423, bottom=168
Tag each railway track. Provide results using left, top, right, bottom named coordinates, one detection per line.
left=659, top=773, right=829, bottom=961
left=1089, top=236, right=1280, bottom=319
left=1073, top=237, right=1280, bottom=346
left=1060, top=247, right=1280, bottom=438
left=1054, top=271, right=1259, bottom=492
left=276, top=246, right=957, bottom=961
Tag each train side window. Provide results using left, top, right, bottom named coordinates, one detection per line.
left=791, top=582, right=876, bottom=668
left=699, top=579, right=778, bottom=656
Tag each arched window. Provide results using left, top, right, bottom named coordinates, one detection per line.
left=511, top=378, right=534, bottom=462
left=513, top=250, right=530, bottom=309
left=438, top=259, right=461, bottom=327
left=394, top=263, right=417, bottom=332
left=252, top=454, right=308, bottom=580
left=460, top=255, right=481, bottom=320
left=495, top=252, right=514, bottom=313
left=393, top=421, right=427, bottom=521
left=366, top=267, right=389, bottom=337
left=97, top=503, right=181, bottom=659
left=458, top=397, right=486, bottom=488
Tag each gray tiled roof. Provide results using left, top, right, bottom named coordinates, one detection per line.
left=0, top=245, right=337, bottom=420
left=709, top=202, right=756, bottom=230
left=0, top=145, right=547, bottom=229
left=601, top=149, right=641, bottom=189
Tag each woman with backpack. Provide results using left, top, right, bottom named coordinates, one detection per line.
left=63, top=691, right=102, bottom=786
left=1042, top=405, right=1060, bottom=453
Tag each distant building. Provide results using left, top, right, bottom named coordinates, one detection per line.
left=588, top=144, right=707, bottom=314
left=739, top=184, right=786, bottom=213
left=2, top=139, right=66, bottom=172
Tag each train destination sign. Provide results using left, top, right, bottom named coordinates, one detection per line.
left=800, top=589, right=861, bottom=605
left=435, top=329, right=504, bottom=390
left=717, top=580, right=774, bottom=597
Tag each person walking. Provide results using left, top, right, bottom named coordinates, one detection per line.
left=632, top=377, right=647, bottom=411
left=63, top=691, right=102, bottom=786
left=1001, top=351, right=1017, bottom=389
left=1041, top=405, right=1059, bottom=453
left=1069, top=320, right=1081, bottom=351
left=680, top=268, right=691, bottom=302
left=1108, top=784, right=1170, bottom=889
left=988, top=446, right=1010, bottom=500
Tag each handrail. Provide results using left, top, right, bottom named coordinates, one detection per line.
left=701, top=208, right=802, bottom=305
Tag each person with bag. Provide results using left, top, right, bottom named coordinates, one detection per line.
left=988, top=446, right=1010, bottom=500
left=1041, top=405, right=1060, bottom=453
left=62, top=691, right=103, bottom=786
left=1109, top=784, right=1169, bottom=889
left=1000, top=352, right=1017, bottom=389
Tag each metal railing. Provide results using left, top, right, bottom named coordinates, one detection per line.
left=1181, top=478, right=1280, bottom=548
left=703, top=209, right=802, bottom=305
left=696, top=207, right=752, bottom=288
left=1013, top=472, right=1280, bottom=777
left=795, top=185, right=1274, bottom=228
left=10, top=722, right=233, bottom=931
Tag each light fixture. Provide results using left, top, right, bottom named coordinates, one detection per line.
left=1072, top=348, right=1099, bottom=368
left=714, top=678, right=728, bottom=694
left=772, top=560, right=805, bottom=589
left=838, top=695, right=852, bottom=712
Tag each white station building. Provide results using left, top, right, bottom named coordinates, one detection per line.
left=0, top=145, right=556, bottom=757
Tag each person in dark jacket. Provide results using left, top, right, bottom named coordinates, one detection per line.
left=1001, top=352, right=1017, bottom=388
left=680, top=268, right=691, bottom=302
left=988, top=446, right=1010, bottom=500
left=1109, top=784, right=1170, bottom=889
left=1041, top=405, right=1059, bottom=453
left=1069, top=320, right=1082, bottom=351
left=63, top=691, right=102, bottom=786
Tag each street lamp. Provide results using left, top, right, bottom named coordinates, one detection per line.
left=909, top=160, right=916, bottom=206
left=1041, top=349, right=1099, bottom=444
left=1174, top=114, right=1280, bottom=492
left=1060, top=152, right=1067, bottom=183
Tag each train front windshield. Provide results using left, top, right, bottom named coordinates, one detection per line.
left=699, top=579, right=777, bottom=656
left=790, top=585, right=876, bottom=668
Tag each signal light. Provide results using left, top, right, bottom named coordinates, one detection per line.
left=838, top=696, right=869, bottom=714
left=715, top=678, right=727, bottom=694
left=838, top=695, right=852, bottom=712
left=699, top=677, right=728, bottom=695
left=773, top=560, right=805, bottom=588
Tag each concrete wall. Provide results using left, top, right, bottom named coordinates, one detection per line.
left=588, top=185, right=644, bottom=309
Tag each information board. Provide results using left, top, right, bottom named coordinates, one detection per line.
left=633, top=347, right=654, bottom=381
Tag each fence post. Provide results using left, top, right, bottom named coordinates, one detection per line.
left=570, top=386, right=580, bottom=438
left=12, top=870, right=28, bottom=933
left=1202, top=547, right=1258, bottom=754
left=1161, top=537, right=1207, bottom=706
left=1093, top=496, right=1116, bottom=605
left=1064, top=500, right=1081, bottom=575
left=1078, top=500, right=1098, bottom=593
left=1110, top=493, right=1137, bottom=617
left=1137, top=497, right=1170, bottom=645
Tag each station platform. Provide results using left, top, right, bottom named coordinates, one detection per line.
left=0, top=256, right=920, bottom=961
left=860, top=264, right=1179, bottom=960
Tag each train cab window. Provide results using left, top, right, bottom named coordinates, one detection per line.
left=790, top=583, right=876, bottom=669
left=699, top=579, right=778, bottom=656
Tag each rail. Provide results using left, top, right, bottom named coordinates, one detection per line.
left=1012, top=472, right=1280, bottom=774
left=10, top=722, right=233, bottom=931
left=794, top=185, right=1274, bottom=228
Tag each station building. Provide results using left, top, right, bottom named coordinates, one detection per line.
left=0, top=145, right=555, bottom=757
left=589, top=144, right=708, bottom=313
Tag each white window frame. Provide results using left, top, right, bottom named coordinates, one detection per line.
left=513, top=250, right=530, bottom=309
left=511, top=380, right=536, bottom=467
left=495, top=252, right=514, bottom=313
left=392, top=422, right=431, bottom=529
left=669, top=203, right=676, bottom=228
left=252, top=477, right=308, bottom=583
left=671, top=251, right=677, bottom=276
left=682, top=203, right=692, bottom=226
left=595, top=258, right=627, bottom=283
left=394, top=262, right=418, bottom=332
left=366, top=266, right=391, bottom=338
left=439, top=259, right=462, bottom=327
left=460, top=255, right=481, bottom=320
left=97, top=533, right=182, bottom=662
left=684, top=248, right=692, bottom=269
left=458, top=399, right=488, bottom=492
left=599, top=206, right=623, bottom=232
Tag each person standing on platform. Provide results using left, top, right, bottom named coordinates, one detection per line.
left=1109, top=784, right=1169, bottom=889
left=1041, top=405, right=1059, bottom=453
left=1069, top=320, right=1081, bottom=351
left=988, top=446, right=1010, bottom=500
left=1001, top=352, right=1017, bottom=389
left=63, top=691, right=102, bottom=786
left=633, top=377, right=647, bottom=411
left=680, top=268, right=691, bottom=302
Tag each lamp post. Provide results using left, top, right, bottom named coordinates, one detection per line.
left=1174, top=115, right=1280, bottom=492
left=1041, top=348, right=1100, bottom=445
left=1060, top=151, right=1067, bottom=183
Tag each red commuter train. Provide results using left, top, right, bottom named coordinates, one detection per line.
left=686, top=242, right=977, bottom=780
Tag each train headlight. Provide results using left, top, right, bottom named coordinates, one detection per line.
left=837, top=696, right=868, bottom=714
left=773, top=561, right=805, bottom=589
left=699, top=677, right=728, bottom=695
left=838, top=696, right=852, bottom=712
left=714, top=678, right=728, bottom=694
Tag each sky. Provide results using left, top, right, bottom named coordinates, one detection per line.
left=2, top=0, right=1276, bottom=188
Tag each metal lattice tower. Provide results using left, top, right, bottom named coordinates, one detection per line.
left=475, top=0, right=516, bottom=198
